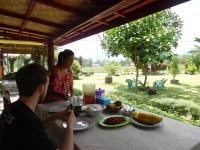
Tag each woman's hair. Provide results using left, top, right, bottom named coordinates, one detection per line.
left=57, top=49, right=74, bottom=65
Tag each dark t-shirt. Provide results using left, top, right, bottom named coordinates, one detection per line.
left=0, top=100, right=57, bottom=150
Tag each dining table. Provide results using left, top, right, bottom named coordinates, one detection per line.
left=36, top=101, right=200, bottom=150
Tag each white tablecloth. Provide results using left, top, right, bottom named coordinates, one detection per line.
left=36, top=101, right=200, bottom=150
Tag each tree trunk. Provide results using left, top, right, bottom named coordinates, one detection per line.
left=8, top=57, right=17, bottom=73
left=133, top=49, right=138, bottom=92
left=10, top=62, right=14, bottom=72
left=173, top=74, right=176, bottom=80
left=135, top=64, right=139, bottom=92
left=143, top=64, right=148, bottom=87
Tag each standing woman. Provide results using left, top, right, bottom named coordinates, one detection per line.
left=45, top=49, right=74, bottom=102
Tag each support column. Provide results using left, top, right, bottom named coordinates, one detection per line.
left=47, top=40, right=54, bottom=72
left=0, top=49, right=4, bottom=80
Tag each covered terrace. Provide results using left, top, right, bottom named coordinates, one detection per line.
left=2, top=1, right=200, bottom=150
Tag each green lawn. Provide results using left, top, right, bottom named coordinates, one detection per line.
left=74, top=73, right=200, bottom=126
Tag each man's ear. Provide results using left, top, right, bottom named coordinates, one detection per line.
left=37, top=84, right=45, bottom=94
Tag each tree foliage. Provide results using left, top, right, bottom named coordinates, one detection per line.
left=101, top=9, right=183, bottom=88
left=190, top=37, right=200, bottom=70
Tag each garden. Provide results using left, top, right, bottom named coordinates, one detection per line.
left=73, top=68, right=200, bottom=127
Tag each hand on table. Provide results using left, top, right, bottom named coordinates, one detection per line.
left=66, top=111, right=76, bottom=130
left=56, top=109, right=76, bottom=129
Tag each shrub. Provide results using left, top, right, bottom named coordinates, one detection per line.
left=151, top=98, right=194, bottom=116
left=186, top=59, right=197, bottom=75
left=151, top=98, right=175, bottom=112
left=73, top=88, right=82, bottom=96
left=72, top=60, right=81, bottom=76
left=104, top=61, right=120, bottom=76
left=172, top=102, right=190, bottom=116
left=190, top=105, right=200, bottom=120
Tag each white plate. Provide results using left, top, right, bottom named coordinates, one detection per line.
left=131, top=117, right=163, bottom=128
left=63, top=118, right=94, bottom=131
left=48, top=105, right=66, bottom=113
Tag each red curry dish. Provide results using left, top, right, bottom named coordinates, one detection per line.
left=104, top=116, right=126, bottom=125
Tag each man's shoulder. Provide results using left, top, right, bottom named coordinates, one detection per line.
left=1, top=101, right=39, bottom=127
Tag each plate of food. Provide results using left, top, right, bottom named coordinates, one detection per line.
left=105, top=101, right=123, bottom=114
left=98, top=115, right=131, bottom=128
left=131, top=111, right=163, bottom=128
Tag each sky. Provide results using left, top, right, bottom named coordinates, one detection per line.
left=62, top=0, right=200, bottom=61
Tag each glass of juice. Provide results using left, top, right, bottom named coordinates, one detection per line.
left=82, top=83, right=96, bottom=104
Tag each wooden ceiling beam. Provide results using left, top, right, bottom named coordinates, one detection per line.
left=1, top=48, right=34, bottom=54
left=114, top=11, right=127, bottom=18
left=0, top=29, right=47, bottom=39
left=0, top=32, right=47, bottom=43
left=33, top=0, right=83, bottom=14
left=95, top=20, right=109, bottom=26
left=0, top=23, right=52, bottom=37
left=21, top=0, right=36, bottom=31
left=0, top=8, right=64, bottom=28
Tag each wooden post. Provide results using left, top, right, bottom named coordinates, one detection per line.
left=0, top=50, right=4, bottom=80
left=47, top=40, right=54, bottom=72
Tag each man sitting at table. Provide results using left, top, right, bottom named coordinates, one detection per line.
left=0, top=63, right=76, bottom=150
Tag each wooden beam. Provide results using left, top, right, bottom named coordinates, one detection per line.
left=34, top=0, right=83, bottom=14
left=0, top=23, right=52, bottom=37
left=114, top=12, right=127, bottom=18
left=47, top=40, right=54, bottom=72
left=0, top=8, right=64, bottom=28
left=21, top=0, right=36, bottom=31
left=1, top=48, right=33, bottom=54
left=0, top=44, right=45, bottom=50
left=0, top=50, right=4, bottom=80
left=0, top=32, right=47, bottom=43
left=95, top=20, right=109, bottom=26
left=0, top=28, right=47, bottom=39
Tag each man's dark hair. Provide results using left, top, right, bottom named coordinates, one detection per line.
left=57, top=49, right=74, bottom=65
left=16, top=63, right=49, bottom=97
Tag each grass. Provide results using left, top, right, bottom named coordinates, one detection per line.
left=74, top=72, right=200, bottom=126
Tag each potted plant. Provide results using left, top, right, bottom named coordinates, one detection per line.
left=169, top=55, right=180, bottom=84
left=147, top=87, right=156, bottom=95
left=105, top=74, right=113, bottom=84
left=104, top=61, right=120, bottom=84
